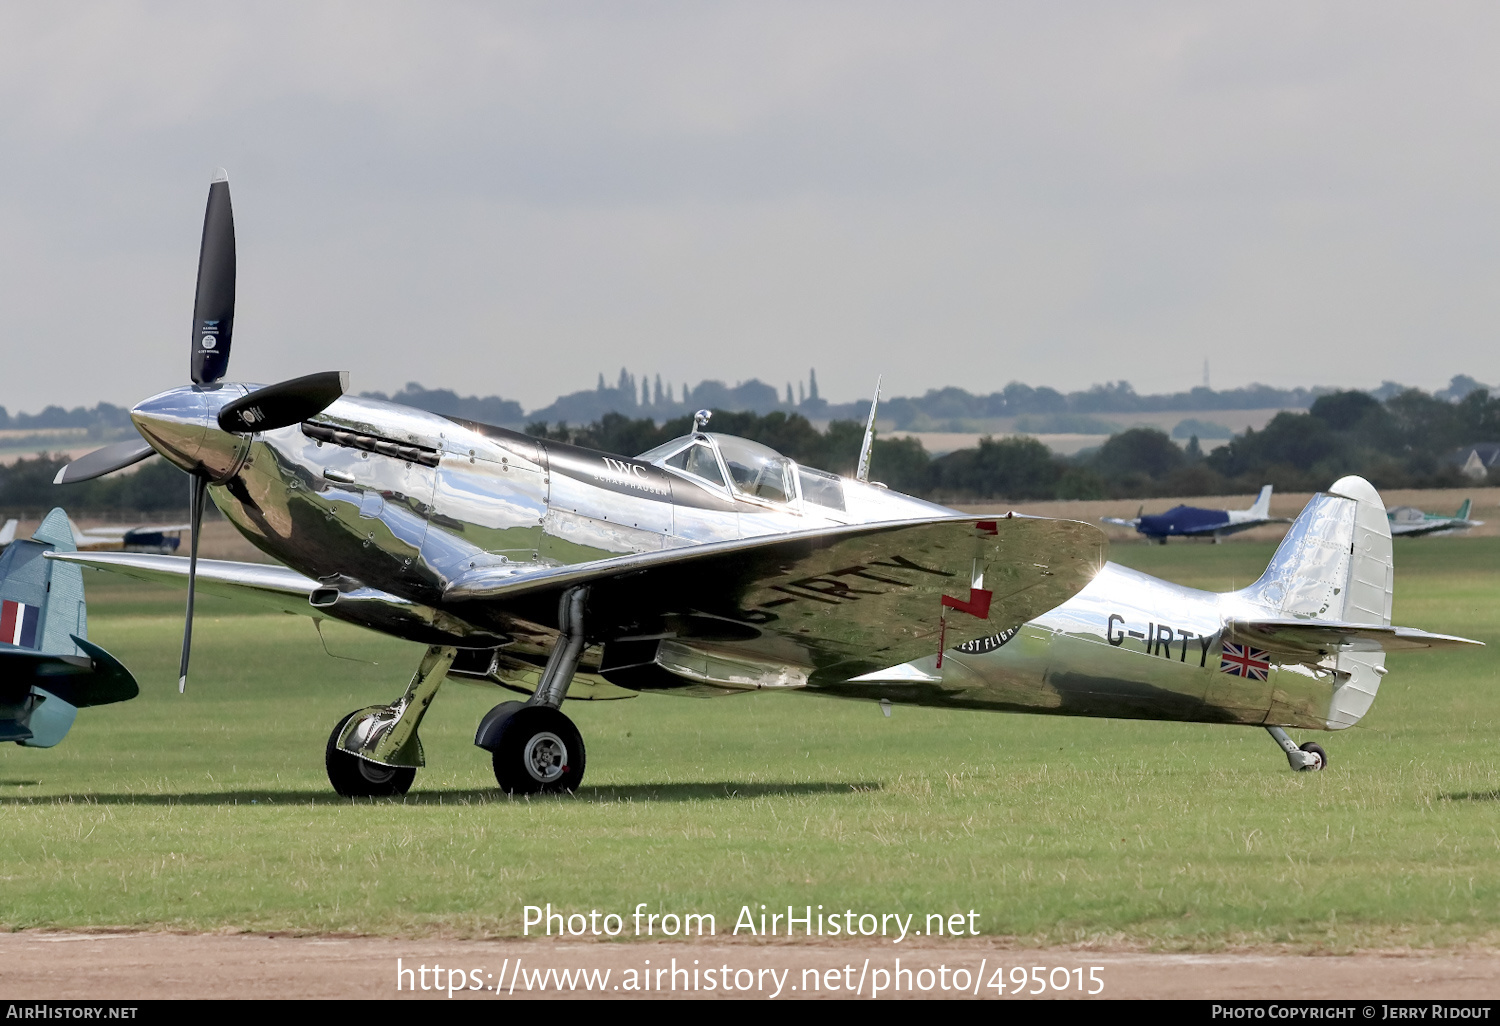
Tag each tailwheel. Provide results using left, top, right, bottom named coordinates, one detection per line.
left=481, top=704, right=586, bottom=795
left=1267, top=725, right=1328, bottom=772
left=1296, top=741, right=1328, bottom=772
left=326, top=711, right=416, bottom=797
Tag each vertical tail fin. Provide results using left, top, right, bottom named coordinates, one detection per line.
left=1456, top=498, right=1472, bottom=520
left=0, top=508, right=89, bottom=746
left=1248, top=484, right=1273, bottom=519
left=1237, top=476, right=1392, bottom=729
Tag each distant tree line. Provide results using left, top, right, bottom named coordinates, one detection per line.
left=0, top=403, right=133, bottom=434
left=361, top=371, right=1370, bottom=430
left=2, top=383, right=1493, bottom=518
left=527, top=385, right=1500, bottom=501
left=0, top=455, right=196, bottom=517
left=359, top=383, right=525, bottom=426
left=16, top=373, right=1490, bottom=435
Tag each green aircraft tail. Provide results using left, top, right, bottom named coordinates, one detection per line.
left=1455, top=498, right=1472, bottom=520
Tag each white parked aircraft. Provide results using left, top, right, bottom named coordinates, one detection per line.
left=1387, top=499, right=1484, bottom=538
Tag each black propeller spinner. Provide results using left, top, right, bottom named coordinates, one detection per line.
left=56, top=169, right=351, bottom=693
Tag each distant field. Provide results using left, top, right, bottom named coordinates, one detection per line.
left=882, top=408, right=1291, bottom=456
left=0, top=538, right=1496, bottom=950
left=3, top=518, right=275, bottom=562
left=963, top=486, right=1500, bottom=543
left=0, top=427, right=136, bottom=466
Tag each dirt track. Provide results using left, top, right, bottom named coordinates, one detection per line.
left=1, top=933, right=1497, bottom=1000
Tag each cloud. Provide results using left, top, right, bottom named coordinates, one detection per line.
left=1, top=1, right=1498, bottom=413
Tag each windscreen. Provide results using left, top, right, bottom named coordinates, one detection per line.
left=662, top=442, right=725, bottom=487
left=713, top=434, right=793, bottom=503
left=798, top=466, right=845, bottom=511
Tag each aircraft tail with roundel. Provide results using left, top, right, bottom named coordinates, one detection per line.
left=0, top=508, right=138, bottom=748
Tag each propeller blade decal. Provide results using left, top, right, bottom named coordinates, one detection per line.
left=53, top=438, right=156, bottom=485
left=190, top=169, right=235, bottom=385
left=217, top=371, right=350, bottom=433
left=178, top=474, right=208, bottom=693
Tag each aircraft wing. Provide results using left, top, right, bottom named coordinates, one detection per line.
left=47, top=551, right=322, bottom=617
left=52, top=516, right=1109, bottom=685
left=77, top=523, right=193, bottom=539
left=1100, top=517, right=1139, bottom=528
left=447, top=514, right=1107, bottom=685
left=1228, top=617, right=1483, bottom=659
left=1389, top=518, right=1482, bottom=538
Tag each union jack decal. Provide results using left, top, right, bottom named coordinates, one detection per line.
left=1219, top=641, right=1271, bottom=681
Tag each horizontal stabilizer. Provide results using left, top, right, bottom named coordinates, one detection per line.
left=0, top=636, right=138, bottom=707
left=1228, top=617, right=1482, bottom=659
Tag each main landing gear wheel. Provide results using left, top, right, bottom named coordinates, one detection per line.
left=489, top=705, right=586, bottom=795
left=1295, top=741, right=1328, bottom=772
left=325, top=712, right=416, bottom=797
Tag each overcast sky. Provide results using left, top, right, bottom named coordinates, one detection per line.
left=2, top=1, right=1499, bottom=414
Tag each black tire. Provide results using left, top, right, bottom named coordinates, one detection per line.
left=1296, top=741, right=1328, bottom=772
left=325, top=712, right=416, bottom=797
left=490, top=705, right=586, bottom=795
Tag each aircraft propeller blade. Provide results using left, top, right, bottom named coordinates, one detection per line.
left=216, top=371, right=350, bottom=433
left=53, top=438, right=156, bottom=485
left=177, top=474, right=208, bottom=694
left=190, top=169, right=236, bottom=386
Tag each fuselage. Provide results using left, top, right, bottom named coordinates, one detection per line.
left=1136, top=504, right=1269, bottom=540
left=852, top=562, right=1340, bottom=730
left=130, top=386, right=1345, bottom=730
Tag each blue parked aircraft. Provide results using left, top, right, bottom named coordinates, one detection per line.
left=1103, top=485, right=1291, bottom=544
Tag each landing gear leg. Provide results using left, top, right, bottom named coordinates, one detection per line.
left=326, top=645, right=457, bottom=797
left=476, top=586, right=589, bottom=794
left=1266, top=726, right=1327, bottom=772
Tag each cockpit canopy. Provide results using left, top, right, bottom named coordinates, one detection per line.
left=637, top=433, right=845, bottom=510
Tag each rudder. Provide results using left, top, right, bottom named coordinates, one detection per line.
left=1238, top=476, right=1392, bottom=728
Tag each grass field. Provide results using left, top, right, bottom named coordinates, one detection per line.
left=1, top=537, right=1497, bottom=950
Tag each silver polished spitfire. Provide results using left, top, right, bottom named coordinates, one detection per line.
left=50, top=173, right=1481, bottom=796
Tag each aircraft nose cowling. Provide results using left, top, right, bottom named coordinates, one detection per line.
left=131, top=386, right=250, bottom=480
